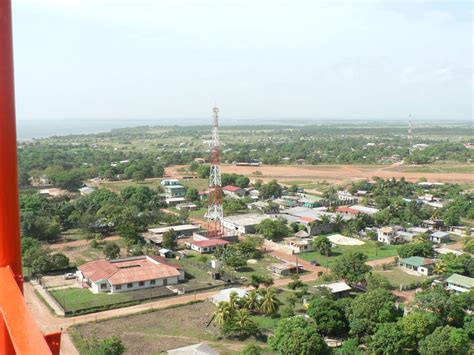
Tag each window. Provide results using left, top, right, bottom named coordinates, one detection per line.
left=139, top=281, right=145, bottom=287
left=116, top=284, right=122, bottom=290
left=100, top=283, right=107, bottom=289
left=150, top=280, right=156, bottom=285
left=127, top=283, right=133, bottom=288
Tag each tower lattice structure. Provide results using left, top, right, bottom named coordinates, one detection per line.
left=207, top=106, right=224, bottom=238
left=408, top=115, right=413, bottom=148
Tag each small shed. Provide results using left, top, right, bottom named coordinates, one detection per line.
left=430, top=231, right=450, bottom=244
left=270, top=262, right=303, bottom=276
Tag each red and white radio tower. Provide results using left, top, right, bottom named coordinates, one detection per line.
left=207, top=106, right=224, bottom=238
left=408, top=115, right=413, bottom=148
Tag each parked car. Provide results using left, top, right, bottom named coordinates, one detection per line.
left=310, top=260, right=320, bottom=266
left=64, top=273, right=76, bottom=280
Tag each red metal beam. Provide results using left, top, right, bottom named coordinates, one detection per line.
left=0, top=0, right=61, bottom=353
left=0, top=268, right=57, bottom=354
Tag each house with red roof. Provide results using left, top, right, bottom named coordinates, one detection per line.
left=190, top=239, right=230, bottom=253
left=223, top=185, right=247, bottom=198
left=77, top=255, right=185, bottom=294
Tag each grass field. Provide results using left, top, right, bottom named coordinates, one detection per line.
left=373, top=266, right=429, bottom=288
left=51, top=286, right=175, bottom=314
left=71, top=301, right=263, bottom=354
left=299, top=240, right=400, bottom=267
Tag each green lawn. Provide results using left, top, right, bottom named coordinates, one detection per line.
left=373, top=266, right=429, bottom=288
left=51, top=285, right=175, bottom=314
left=299, top=240, right=400, bottom=267
left=180, top=178, right=209, bottom=192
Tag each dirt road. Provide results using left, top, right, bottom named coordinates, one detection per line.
left=167, top=164, right=473, bottom=184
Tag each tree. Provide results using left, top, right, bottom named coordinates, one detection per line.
left=398, top=242, right=434, bottom=258
left=213, top=302, right=234, bottom=326
left=49, top=253, right=70, bottom=269
left=185, top=187, right=200, bottom=202
left=196, top=164, right=210, bottom=178
left=400, top=311, right=441, bottom=352
left=348, top=288, right=399, bottom=337
left=235, top=176, right=250, bottom=188
left=162, top=229, right=178, bottom=250
left=104, top=242, right=120, bottom=259
left=414, top=286, right=465, bottom=326
left=365, top=273, right=391, bottom=290
left=332, top=252, right=371, bottom=283
left=250, top=274, right=273, bottom=289
left=368, top=322, right=408, bottom=355
left=335, top=338, right=363, bottom=355
left=80, top=333, right=125, bottom=355
left=242, top=343, right=263, bottom=355
left=313, top=236, right=332, bottom=256
left=153, top=164, right=165, bottom=177
left=269, top=317, right=330, bottom=355
left=255, top=219, right=289, bottom=241
left=244, top=291, right=260, bottom=313
left=131, top=170, right=145, bottom=182
left=259, top=287, right=279, bottom=315
left=259, top=180, right=283, bottom=199
left=307, top=297, right=348, bottom=336
left=418, top=326, right=470, bottom=355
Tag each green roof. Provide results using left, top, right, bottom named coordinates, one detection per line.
left=400, top=256, right=435, bottom=267
left=446, top=274, right=474, bottom=288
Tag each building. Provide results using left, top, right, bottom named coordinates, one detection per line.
left=347, top=205, right=379, bottom=216
left=298, top=194, right=323, bottom=208
left=190, top=239, right=229, bottom=253
left=176, top=203, right=198, bottom=211
left=222, top=213, right=273, bottom=234
left=337, top=190, right=355, bottom=202
left=247, top=201, right=270, bottom=212
left=211, top=288, right=248, bottom=305
left=38, top=188, right=68, bottom=197
left=168, top=343, right=219, bottom=355
left=164, top=185, right=186, bottom=199
left=223, top=185, right=247, bottom=198
left=398, top=256, right=435, bottom=276
left=313, top=281, right=351, bottom=299
left=281, top=207, right=353, bottom=236
left=143, top=224, right=201, bottom=246
left=446, top=274, right=474, bottom=293
left=160, top=179, right=181, bottom=186
left=270, top=262, right=303, bottom=276
left=430, top=231, right=450, bottom=244
left=78, top=186, right=95, bottom=196
left=282, top=237, right=314, bottom=254
left=77, top=255, right=185, bottom=293
left=434, top=247, right=464, bottom=257
left=377, top=226, right=408, bottom=245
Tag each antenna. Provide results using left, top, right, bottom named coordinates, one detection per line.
left=207, top=106, right=224, bottom=238
left=408, top=115, right=413, bottom=148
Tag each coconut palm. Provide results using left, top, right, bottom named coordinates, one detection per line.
left=433, top=261, right=447, bottom=275
left=228, top=291, right=239, bottom=311
left=333, top=214, right=345, bottom=232
left=213, top=301, right=233, bottom=326
left=259, top=287, right=279, bottom=315
left=244, top=291, right=260, bottom=313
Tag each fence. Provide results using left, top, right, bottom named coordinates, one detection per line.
left=49, top=281, right=227, bottom=317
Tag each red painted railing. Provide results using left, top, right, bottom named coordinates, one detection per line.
left=0, top=0, right=61, bottom=353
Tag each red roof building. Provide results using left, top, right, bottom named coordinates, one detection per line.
left=223, top=185, right=247, bottom=197
left=190, top=239, right=229, bottom=253
left=77, top=255, right=184, bottom=293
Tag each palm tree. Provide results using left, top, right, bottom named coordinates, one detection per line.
left=244, top=291, right=260, bottom=313
left=333, top=214, right=344, bottom=232
left=259, top=287, right=279, bottom=315
left=228, top=291, right=239, bottom=311
left=235, top=308, right=251, bottom=329
left=433, top=261, right=447, bottom=275
left=213, top=301, right=233, bottom=326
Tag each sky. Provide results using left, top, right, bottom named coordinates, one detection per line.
left=12, top=0, right=473, bottom=122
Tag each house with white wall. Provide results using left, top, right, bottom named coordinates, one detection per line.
left=77, top=255, right=184, bottom=293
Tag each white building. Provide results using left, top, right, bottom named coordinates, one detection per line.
left=446, top=274, right=474, bottom=293
left=222, top=213, right=273, bottom=234
left=77, top=255, right=185, bottom=293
